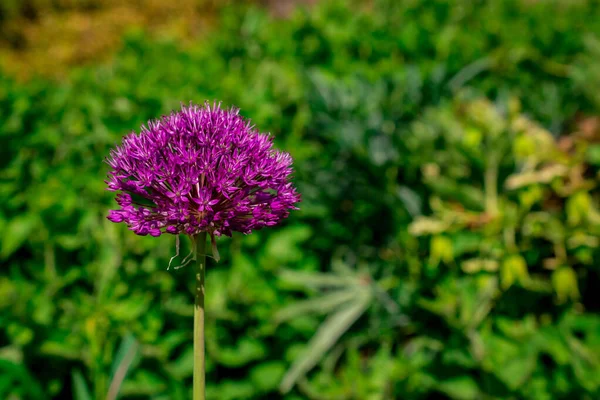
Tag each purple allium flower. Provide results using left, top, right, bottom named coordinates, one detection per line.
left=105, top=102, right=300, bottom=238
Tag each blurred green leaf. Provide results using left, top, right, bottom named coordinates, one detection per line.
left=501, top=255, right=529, bottom=290
left=250, top=361, right=286, bottom=392
left=107, top=333, right=138, bottom=400
left=1, top=214, right=38, bottom=259
left=1, top=1, right=600, bottom=399
left=72, top=370, right=92, bottom=400
left=437, top=376, right=479, bottom=400
left=279, top=270, right=357, bottom=289
left=552, top=267, right=580, bottom=303
left=280, top=290, right=371, bottom=393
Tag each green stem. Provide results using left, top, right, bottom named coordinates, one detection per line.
left=194, top=232, right=208, bottom=400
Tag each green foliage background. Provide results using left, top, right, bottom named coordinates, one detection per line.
left=1, top=0, right=600, bottom=399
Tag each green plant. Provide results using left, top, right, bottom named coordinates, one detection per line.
left=1, top=0, right=600, bottom=399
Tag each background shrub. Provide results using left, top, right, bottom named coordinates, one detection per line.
left=1, top=0, right=599, bottom=399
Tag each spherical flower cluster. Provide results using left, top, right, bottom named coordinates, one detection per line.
left=105, top=102, right=300, bottom=237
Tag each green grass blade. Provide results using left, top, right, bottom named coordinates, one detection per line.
left=72, top=369, right=92, bottom=400
left=107, top=333, right=139, bottom=400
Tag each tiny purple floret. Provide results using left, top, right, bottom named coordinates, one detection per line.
left=105, top=102, right=300, bottom=237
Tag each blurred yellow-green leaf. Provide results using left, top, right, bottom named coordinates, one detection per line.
left=552, top=267, right=580, bottom=303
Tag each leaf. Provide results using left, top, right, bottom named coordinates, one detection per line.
left=495, top=354, right=537, bottom=390
left=430, top=236, right=454, bottom=265
left=425, top=176, right=485, bottom=211
left=505, top=165, right=568, bottom=190
left=0, top=214, right=38, bottom=259
left=537, top=327, right=570, bottom=365
left=275, top=289, right=357, bottom=323
left=107, top=333, right=139, bottom=400
left=397, top=185, right=422, bottom=217
left=501, top=255, right=529, bottom=290
left=119, top=371, right=167, bottom=396
left=0, top=359, right=44, bottom=398
left=109, top=295, right=151, bottom=321
left=409, top=217, right=449, bottom=236
left=552, top=267, right=580, bottom=303
left=461, top=258, right=498, bottom=274
left=72, top=370, right=92, bottom=400
left=40, top=341, right=81, bottom=360
left=165, top=347, right=194, bottom=379
left=206, top=379, right=255, bottom=400
left=482, top=334, right=537, bottom=391
left=250, top=362, right=286, bottom=392
left=263, top=225, right=312, bottom=264
left=437, top=376, right=479, bottom=400
left=587, top=143, right=600, bottom=166
left=279, top=291, right=371, bottom=393
left=213, top=337, right=267, bottom=367
left=279, top=270, right=357, bottom=289
left=566, top=191, right=591, bottom=226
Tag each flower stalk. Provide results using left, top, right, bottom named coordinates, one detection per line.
left=193, top=232, right=207, bottom=400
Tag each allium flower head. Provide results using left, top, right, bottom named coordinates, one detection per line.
left=105, top=102, right=300, bottom=237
